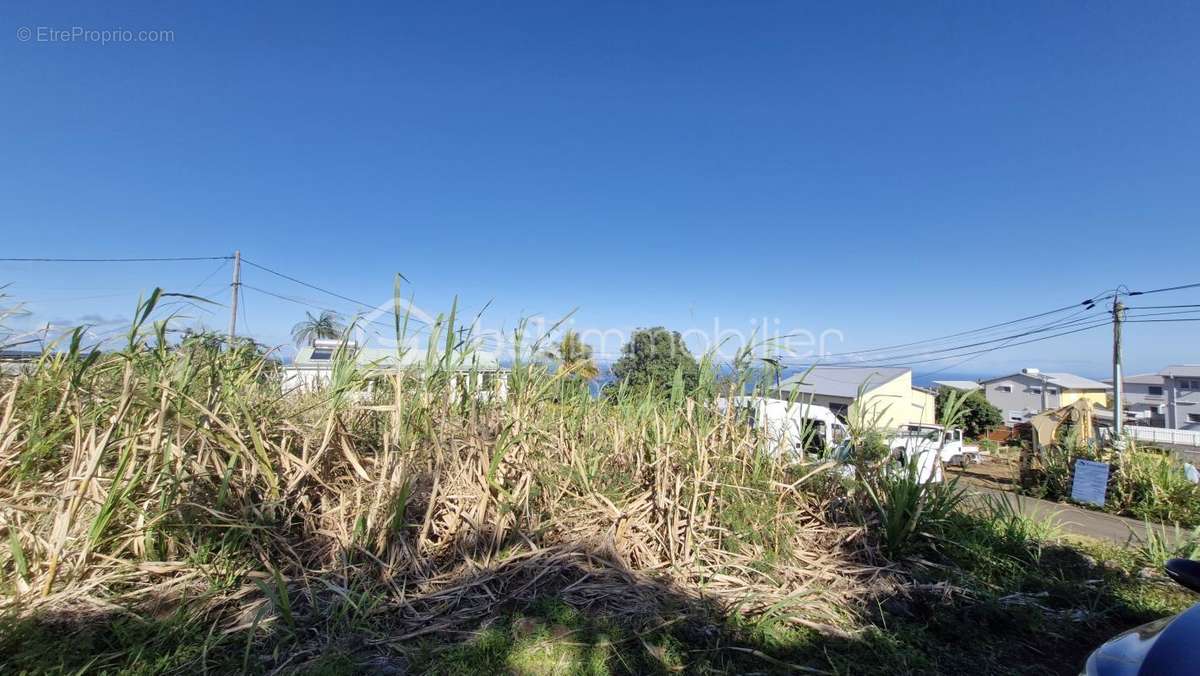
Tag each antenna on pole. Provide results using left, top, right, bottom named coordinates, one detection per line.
left=228, top=250, right=242, bottom=345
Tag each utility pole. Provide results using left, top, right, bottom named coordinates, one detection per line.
left=1112, top=295, right=1125, bottom=438
left=1040, top=373, right=1048, bottom=412
left=228, top=250, right=241, bottom=345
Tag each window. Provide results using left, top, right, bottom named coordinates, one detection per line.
left=1181, top=380, right=1200, bottom=391
left=1150, top=406, right=1160, bottom=415
left=997, top=385, right=1012, bottom=393
left=310, top=348, right=333, bottom=361
left=1148, top=386, right=1164, bottom=396
left=1046, top=387, right=1058, bottom=394
left=1029, top=387, right=1042, bottom=394
left=1189, top=413, right=1200, bottom=424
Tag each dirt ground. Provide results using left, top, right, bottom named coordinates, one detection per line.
left=947, top=453, right=1021, bottom=491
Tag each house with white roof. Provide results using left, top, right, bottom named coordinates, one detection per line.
left=980, top=368, right=1110, bottom=423
left=281, top=340, right=509, bottom=398
left=776, top=366, right=935, bottom=429
left=932, top=380, right=982, bottom=392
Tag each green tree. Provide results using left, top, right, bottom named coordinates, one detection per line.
left=610, top=327, right=700, bottom=394
left=546, top=330, right=599, bottom=380
left=935, top=387, right=1003, bottom=438
left=290, top=310, right=345, bottom=347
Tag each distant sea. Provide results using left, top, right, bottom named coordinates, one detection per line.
left=583, top=362, right=995, bottom=396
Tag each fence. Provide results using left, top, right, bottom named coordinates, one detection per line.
left=1122, top=425, right=1200, bottom=450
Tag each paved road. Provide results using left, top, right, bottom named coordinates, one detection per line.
left=947, top=461, right=1188, bottom=546
left=950, top=463, right=1185, bottom=547
left=962, top=486, right=1184, bottom=545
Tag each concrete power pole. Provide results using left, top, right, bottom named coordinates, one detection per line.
left=228, top=250, right=242, bottom=345
left=1112, top=295, right=1125, bottom=438
left=1040, top=373, right=1048, bottom=412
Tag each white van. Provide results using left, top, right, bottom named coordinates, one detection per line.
left=717, top=396, right=849, bottom=459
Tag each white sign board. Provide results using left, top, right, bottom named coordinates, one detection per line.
left=1071, top=459, right=1110, bottom=507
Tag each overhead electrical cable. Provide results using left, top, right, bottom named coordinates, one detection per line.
left=0, top=256, right=232, bottom=262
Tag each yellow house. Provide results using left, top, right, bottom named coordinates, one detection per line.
left=911, top=386, right=938, bottom=425
left=776, top=366, right=934, bottom=430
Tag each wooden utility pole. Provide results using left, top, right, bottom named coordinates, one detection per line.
left=1112, top=295, right=1125, bottom=437
left=228, top=250, right=241, bottom=344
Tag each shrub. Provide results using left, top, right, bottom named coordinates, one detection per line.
left=1024, top=442, right=1200, bottom=527
left=862, top=461, right=965, bottom=556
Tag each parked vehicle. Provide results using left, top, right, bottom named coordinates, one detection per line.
left=1082, top=558, right=1200, bottom=674
left=716, top=396, right=848, bottom=459
left=877, top=423, right=979, bottom=483
left=888, top=423, right=980, bottom=466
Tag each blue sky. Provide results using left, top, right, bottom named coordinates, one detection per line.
left=2, top=2, right=1198, bottom=376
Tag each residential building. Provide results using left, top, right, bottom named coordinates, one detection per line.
left=1160, top=365, right=1200, bottom=431
left=0, top=349, right=39, bottom=376
left=1106, top=373, right=1167, bottom=426
left=776, top=366, right=934, bottom=429
left=911, top=385, right=938, bottom=426
left=931, top=380, right=981, bottom=392
left=980, top=368, right=1110, bottom=423
left=282, top=340, right=509, bottom=398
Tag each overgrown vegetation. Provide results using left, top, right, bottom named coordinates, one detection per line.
left=1023, top=437, right=1200, bottom=527
left=0, top=289, right=1193, bottom=675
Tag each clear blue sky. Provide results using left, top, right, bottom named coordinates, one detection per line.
left=2, top=2, right=1198, bottom=376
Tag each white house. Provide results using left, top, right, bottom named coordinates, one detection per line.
left=1104, top=366, right=1200, bottom=431
left=1160, top=365, right=1200, bottom=431
left=931, top=380, right=981, bottom=392
left=282, top=340, right=509, bottom=398
left=1107, top=372, right=1168, bottom=426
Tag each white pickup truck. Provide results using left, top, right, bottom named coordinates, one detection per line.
left=886, top=423, right=981, bottom=481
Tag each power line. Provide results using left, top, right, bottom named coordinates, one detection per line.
left=820, top=318, right=1115, bottom=370
left=238, top=258, right=505, bottom=348
left=239, top=285, right=250, bottom=337
left=793, top=288, right=1115, bottom=360
left=188, top=259, right=230, bottom=294
left=1130, top=281, right=1200, bottom=296
left=1124, top=308, right=1200, bottom=319
left=240, top=257, right=428, bottom=325
left=242, top=283, right=434, bottom=338
left=240, top=283, right=502, bottom=351
left=0, top=256, right=232, bottom=263
left=919, top=302, right=1105, bottom=377
left=240, top=267, right=500, bottom=349
left=779, top=307, right=1108, bottom=368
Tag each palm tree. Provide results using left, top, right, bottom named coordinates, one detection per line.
left=291, top=310, right=345, bottom=347
left=546, top=330, right=599, bottom=380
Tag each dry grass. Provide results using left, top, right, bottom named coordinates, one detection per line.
left=0, top=299, right=876, bottom=672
